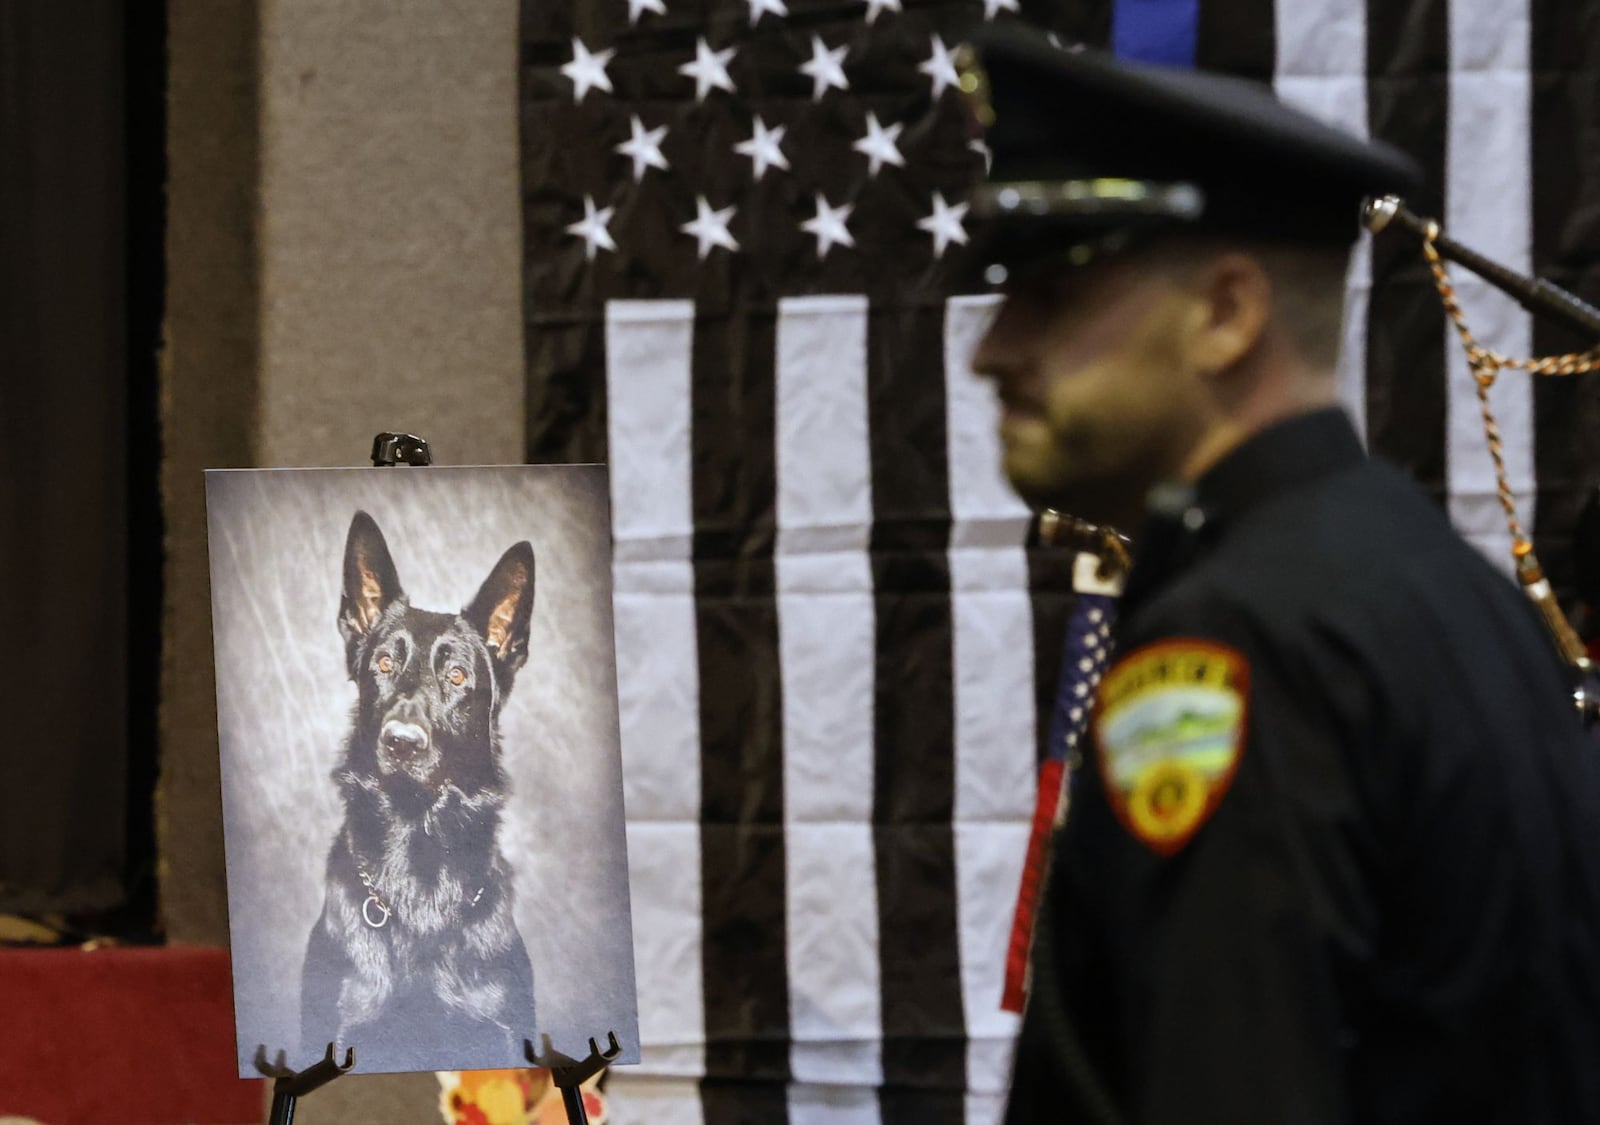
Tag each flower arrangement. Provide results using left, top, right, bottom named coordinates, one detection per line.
left=437, top=1067, right=608, bottom=1125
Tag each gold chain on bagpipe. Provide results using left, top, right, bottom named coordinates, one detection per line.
left=1388, top=206, right=1600, bottom=673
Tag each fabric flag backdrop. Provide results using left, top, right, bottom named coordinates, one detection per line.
left=518, top=0, right=1600, bottom=1120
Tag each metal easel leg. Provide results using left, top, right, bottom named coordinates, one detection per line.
left=256, top=1043, right=356, bottom=1125
left=526, top=1031, right=623, bottom=1125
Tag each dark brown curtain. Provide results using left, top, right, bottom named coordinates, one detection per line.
left=0, top=0, right=161, bottom=920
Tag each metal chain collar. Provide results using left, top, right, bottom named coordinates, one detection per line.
left=355, top=867, right=485, bottom=931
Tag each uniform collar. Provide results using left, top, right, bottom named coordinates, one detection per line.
left=1119, top=408, right=1366, bottom=610
left=1194, top=407, right=1366, bottom=523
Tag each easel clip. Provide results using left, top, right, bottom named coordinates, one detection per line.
left=525, top=1031, right=624, bottom=1125
left=254, top=1041, right=355, bottom=1125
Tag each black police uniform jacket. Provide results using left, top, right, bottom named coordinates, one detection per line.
left=1005, top=408, right=1600, bottom=1125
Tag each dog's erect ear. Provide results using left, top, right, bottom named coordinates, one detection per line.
left=464, top=542, right=535, bottom=680
left=338, top=512, right=404, bottom=662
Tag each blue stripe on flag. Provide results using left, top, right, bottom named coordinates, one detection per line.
left=1111, top=0, right=1200, bottom=67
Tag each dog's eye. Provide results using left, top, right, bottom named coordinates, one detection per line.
left=447, top=665, right=467, bottom=687
left=377, top=654, right=394, bottom=674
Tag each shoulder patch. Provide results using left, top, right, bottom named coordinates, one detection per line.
left=1093, top=639, right=1249, bottom=856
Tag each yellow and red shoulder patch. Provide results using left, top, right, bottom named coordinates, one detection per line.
left=1093, top=639, right=1249, bottom=856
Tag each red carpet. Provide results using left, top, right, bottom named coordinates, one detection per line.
left=0, top=944, right=264, bottom=1125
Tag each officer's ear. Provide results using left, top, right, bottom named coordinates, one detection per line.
left=1181, top=251, right=1272, bottom=380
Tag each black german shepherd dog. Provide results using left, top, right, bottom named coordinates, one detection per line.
left=300, top=511, right=537, bottom=1071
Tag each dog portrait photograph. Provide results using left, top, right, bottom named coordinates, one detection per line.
left=205, top=465, right=638, bottom=1076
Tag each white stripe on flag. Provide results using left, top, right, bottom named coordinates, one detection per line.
left=605, top=301, right=707, bottom=1087
left=777, top=294, right=875, bottom=555
left=1272, top=0, right=1373, bottom=443
left=606, top=300, right=697, bottom=563
left=944, top=294, right=1033, bottom=548
left=1447, top=0, right=1534, bottom=572
left=1340, top=228, right=1376, bottom=446
left=601, top=1075, right=707, bottom=1125
left=775, top=295, right=884, bottom=1097
left=790, top=1084, right=884, bottom=1124
left=965, top=1091, right=1010, bottom=1125
left=945, top=294, right=1031, bottom=1098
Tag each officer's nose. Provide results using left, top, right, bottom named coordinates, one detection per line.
left=969, top=295, right=1030, bottom=388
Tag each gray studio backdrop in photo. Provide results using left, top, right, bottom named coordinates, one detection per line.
left=205, top=465, right=638, bottom=1076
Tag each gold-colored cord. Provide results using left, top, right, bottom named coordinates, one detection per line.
left=1421, top=226, right=1597, bottom=669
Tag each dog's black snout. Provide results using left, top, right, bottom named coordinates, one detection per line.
left=380, top=720, right=430, bottom=760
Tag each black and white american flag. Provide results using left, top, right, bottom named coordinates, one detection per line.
left=517, top=0, right=1600, bottom=1120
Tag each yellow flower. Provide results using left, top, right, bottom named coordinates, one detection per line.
left=438, top=1066, right=606, bottom=1125
left=471, top=1075, right=529, bottom=1124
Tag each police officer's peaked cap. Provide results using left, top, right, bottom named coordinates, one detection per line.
left=959, top=23, right=1424, bottom=280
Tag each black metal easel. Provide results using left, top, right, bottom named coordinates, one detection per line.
left=371, top=431, right=434, bottom=468
left=254, top=1033, right=622, bottom=1125
left=526, top=1031, right=624, bottom=1125
left=255, top=1043, right=355, bottom=1125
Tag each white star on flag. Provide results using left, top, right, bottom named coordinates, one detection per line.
left=982, top=0, right=1020, bottom=19
left=615, top=115, right=670, bottom=182
left=560, top=38, right=614, bottom=102
left=747, top=0, right=787, bottom=23
left=734, top=116, right=790, bottom=181
left=799, top=35, right=850, bottom=101
left=627, top=0, right=666, bottom=24
left=852, top=112, right=905, bottom=178
left=678, top=37, right=737, bottom=104
left=916, top=192, right=969, bottom=258
left=564, top=194, right=616, bottom=260
left=862, top=0, right=902, bottom=23
left=800, top=193, right=854, bottom=258
left=680, top=196, right=739, bottom=259
left=918, top=35, right=961, bottom=101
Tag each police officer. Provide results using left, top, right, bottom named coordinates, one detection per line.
left=960, top=24, right=1600, bottom=1125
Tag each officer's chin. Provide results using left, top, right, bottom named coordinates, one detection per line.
left=1003, top=453, right=1087, bottom=520
left=1001, top=437, right=1063, bottom=508
left=1006, top=459, right=1141, bottom=538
